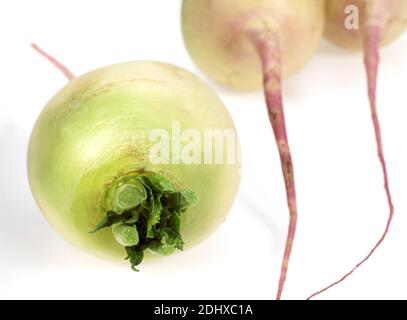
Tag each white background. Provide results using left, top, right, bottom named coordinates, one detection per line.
left=1, top=0, right=407, bottom=300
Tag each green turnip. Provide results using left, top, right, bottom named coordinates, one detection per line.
left=182, top=0, right=325, bottom=299
left=307, top=0, right=407, bottom=299
left=28, top=50, right=241, bottom=270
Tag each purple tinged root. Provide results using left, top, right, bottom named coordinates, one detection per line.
left=249, top=29, right=298, bottom=301
left=307, top=23, right=395, bottom=300
left=31, top=43, right=75, bottom=80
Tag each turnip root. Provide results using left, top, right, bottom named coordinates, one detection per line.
left=307, top=0, right=407, bottom=299
left=28, top=51, right=241, bottom=269
left=182, top=0, right=325, bottom=299
left=31, top=43, right=75, bottom=80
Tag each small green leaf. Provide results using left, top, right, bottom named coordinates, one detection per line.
left=125, top=246, right=144, bottom=271
left=159, top=211, right=184, bottom=250
left=140, top=183, right=163, bottom=239
left=140, top=174, right=176, bottom=194
left=89, top=211, right=130, bottom=233
left=147, top=196, right=162, bottom=239
left=164, top=190, right=198, bottom=212
left=180, top=190, right=198, bottom=209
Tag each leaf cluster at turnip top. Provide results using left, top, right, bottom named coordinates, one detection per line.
left=90, top=172, right=197, bottom=271
left=28, top=0, right=407, bottom=300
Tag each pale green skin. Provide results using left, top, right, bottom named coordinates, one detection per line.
left=182, top=0, right=325, bottom=90
left=28, top=61, right=241, bottom=262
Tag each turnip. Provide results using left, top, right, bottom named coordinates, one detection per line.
left=307, top=0, right=407, bottom=299
left=182, top=0, right=325, bottom=299
left=28, top=46, right=241, bottom=270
